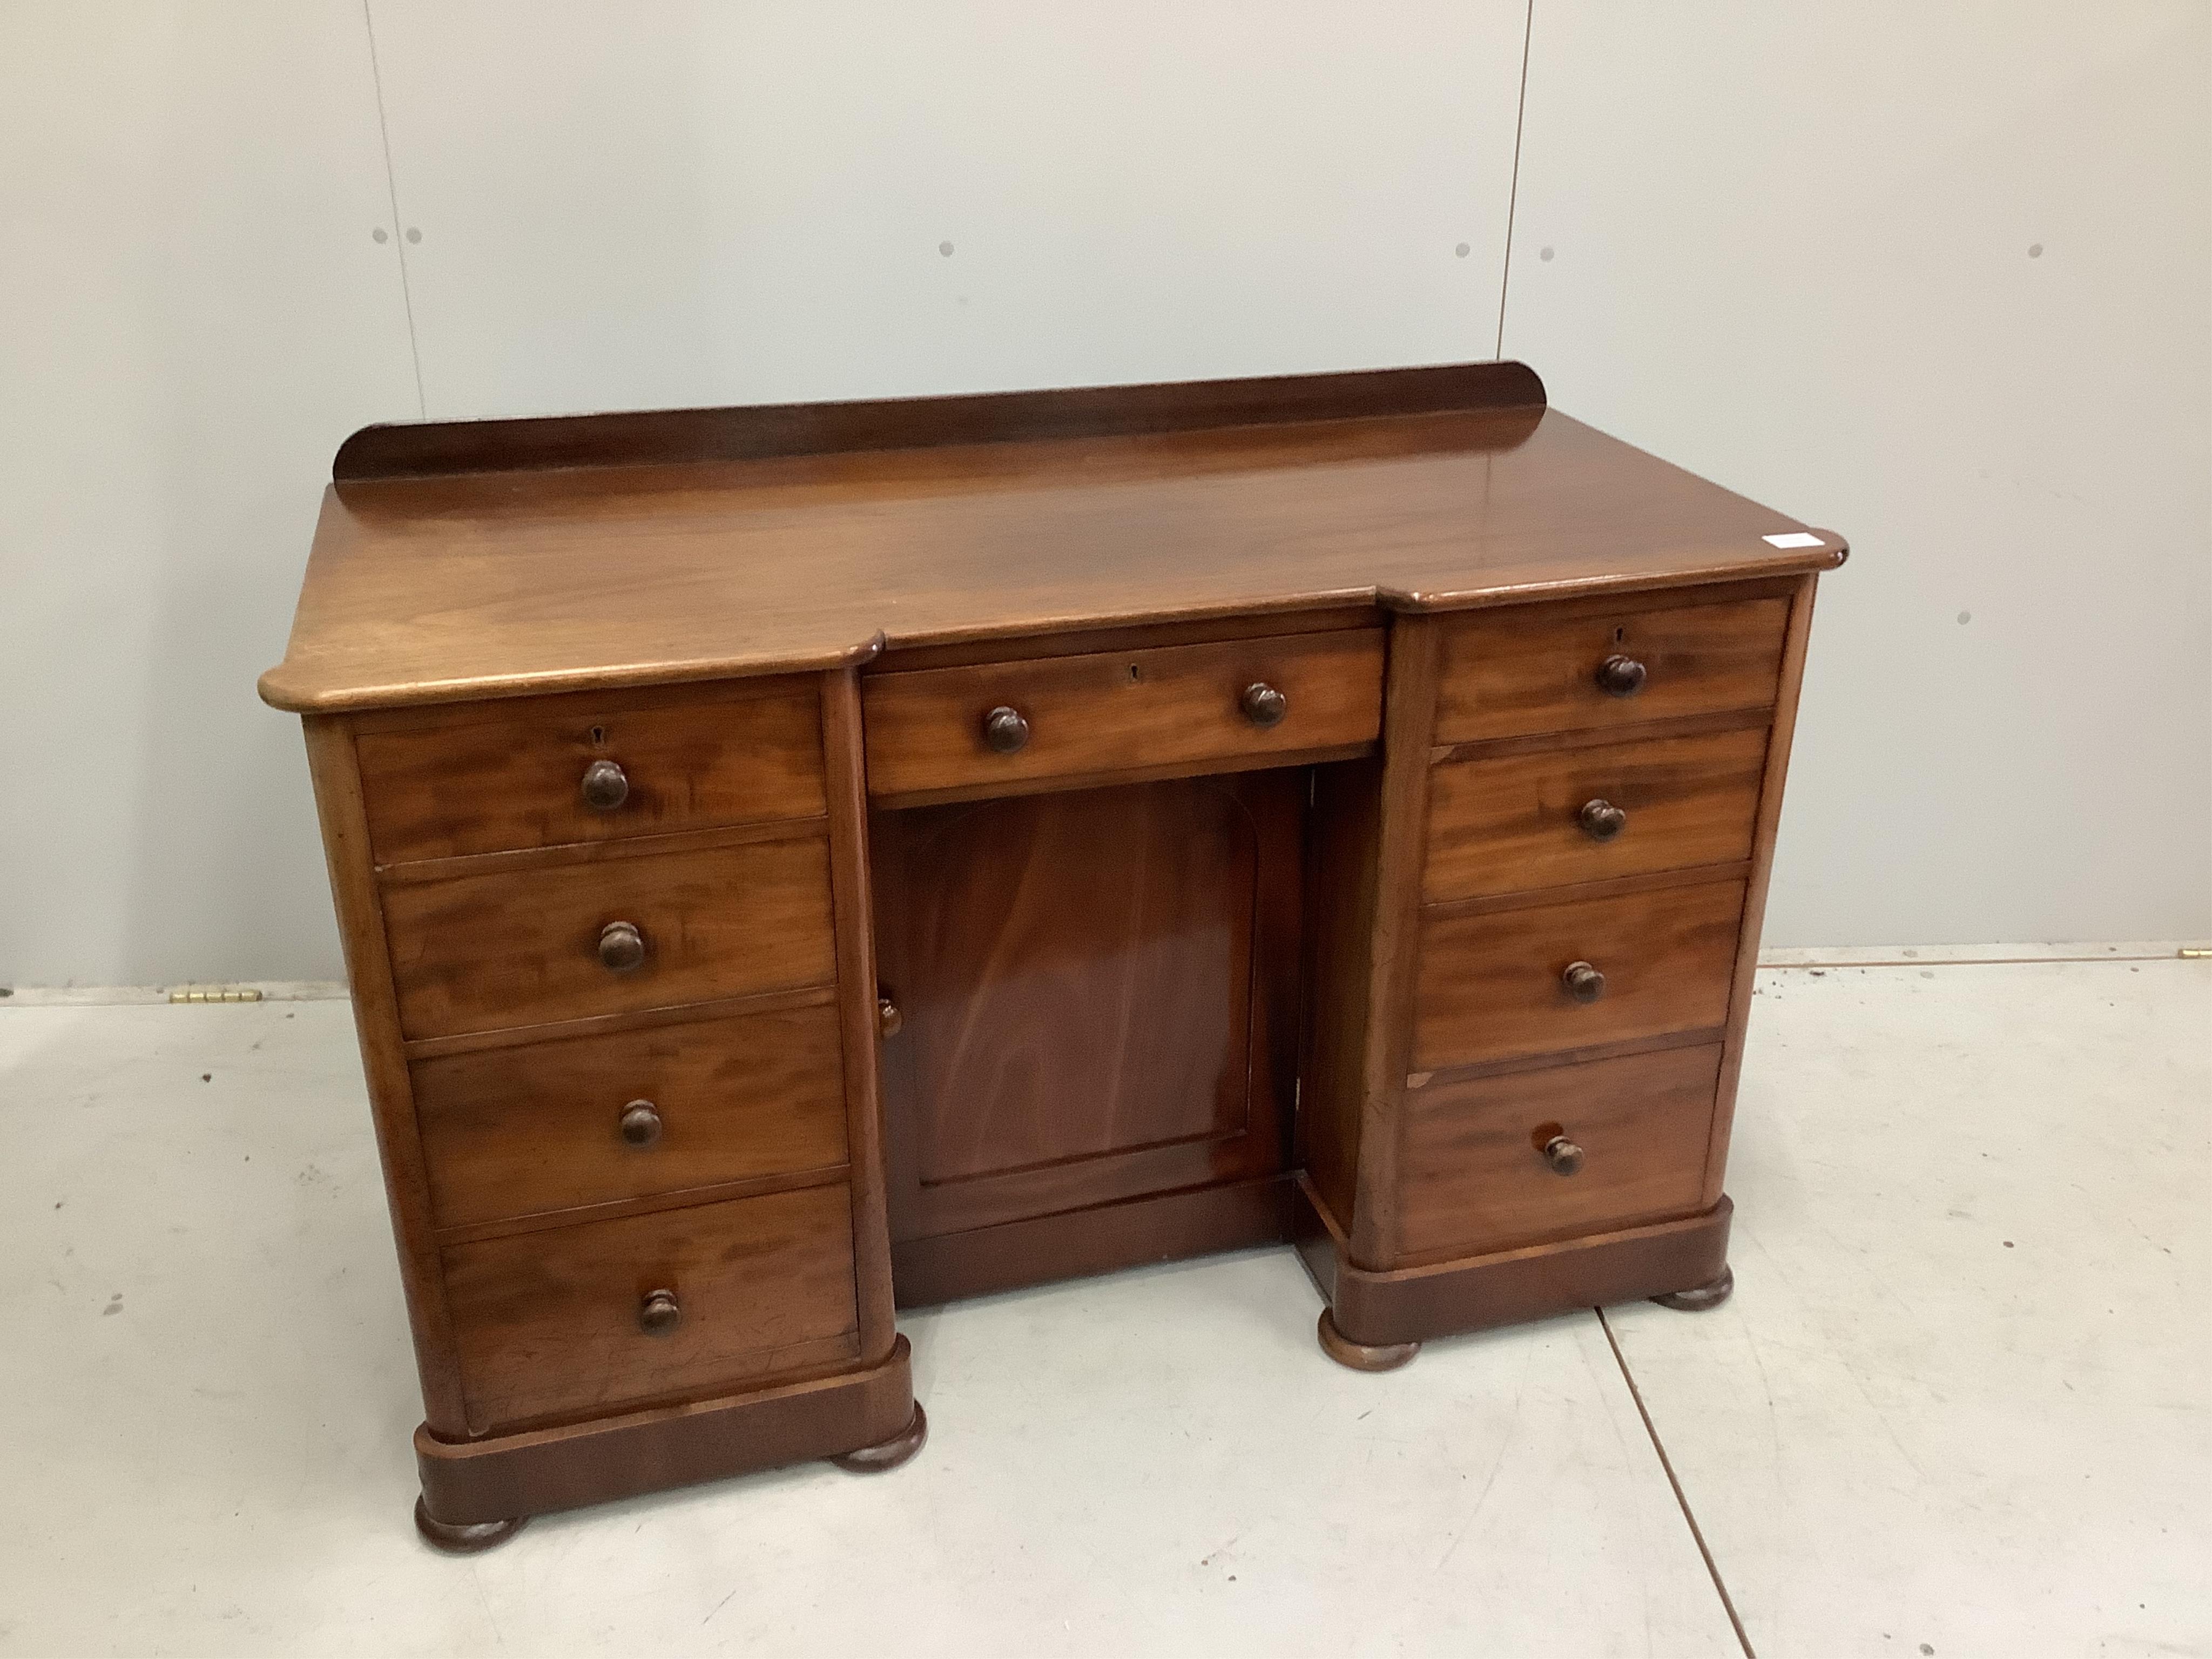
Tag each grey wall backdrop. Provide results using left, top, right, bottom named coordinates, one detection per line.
left=3, top=1, right=2207, bottom=986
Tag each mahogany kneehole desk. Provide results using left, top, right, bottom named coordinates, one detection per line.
left=259, top=362, right=1844, bottom=1552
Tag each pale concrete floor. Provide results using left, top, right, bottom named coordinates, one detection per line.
left=0, top=957, right=2203, bottom=1658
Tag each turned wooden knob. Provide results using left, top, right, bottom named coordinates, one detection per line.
left=1542, top=1134, right=1584, bottom=1176
left=618, top=1100, right=662, bottom=1147
left=638, top=1289, right=682, bottom=1335
left=878, top=995, right=903, bottom=1037
left=1595, top=654, right=1647, bottom=697
left=982, top=705, right=1030, bottom=754
left=597, top=920, right=645, bottom=972
left=580, top=758, right=629, bottom=811
left=1579, top=798, right=1628, bottom=841
left=1240, top=682, right=1288, bottom=729
left=1561, top=960, right=1607, bottom=1002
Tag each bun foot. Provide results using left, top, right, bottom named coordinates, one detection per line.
left=1317, top=1309, right=1419, bottom=1372
left=414, top=1496, right=525, bottom=1554
left=831, top=1402, right=927, bottom=1473
left=1653, top=1265, right=1735, bottom=1312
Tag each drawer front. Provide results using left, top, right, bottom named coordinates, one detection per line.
left=1414, top=879, right=1743, bottom=1071
left=443, top=1184, right=860, bottom=1433
left=382, top=836, right=835, bottom=1040
left=1435, top=596, right=1788, bottom=744
left=1423, top=725, right=1769, bottom=903
left=414, top=1005, right=849, bottom=1230
left=861, top=629, right=1384, bottom=800
left=355, top=682, right=825, bottom=864
left=1399, top=1044, right=1722, bottom=1260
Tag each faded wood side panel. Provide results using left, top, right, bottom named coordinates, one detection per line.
left=1704, top=574, right=1822, bottom=1204
left=301, top=716, right=469, bottom=1435
left=1346, top=616, right=1447, bottom=1269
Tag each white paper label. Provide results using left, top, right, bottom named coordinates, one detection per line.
left=1762, top=531, right=1824, bottom=549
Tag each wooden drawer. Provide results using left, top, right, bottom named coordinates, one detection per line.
left=861, top=629, right=1384, bottom=801
left=414, top=1005, right=848, bottom=1230
left=1399, top=1044, right=1722, bottom=1261
left=442, top=1184, right=860, bottom=1433
left=354, top=681, right=825, bottom=864
left=381, top=834, right=835, bottom=1040
left=1414, top=878, right=1743, bottom=1072
left=1435, top=596, right=1788, bottom=744
left=1424, top=725, right=1769, bottom=903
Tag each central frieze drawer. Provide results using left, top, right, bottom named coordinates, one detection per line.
left=1414, top=879, right=1743, bottom=1073
left=413, top=1005, right=849, bottom=1230
left=860, top=629, right=1384, bottom=801
left=441, top=1184, right=861, bottom=1434
left=381, top=835, right=835, bottom=1040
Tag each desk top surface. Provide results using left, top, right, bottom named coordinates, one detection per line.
left=259, top=362, right=1844, bottom=713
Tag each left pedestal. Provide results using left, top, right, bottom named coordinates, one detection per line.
left=294, top=671, right=908, bottom=1545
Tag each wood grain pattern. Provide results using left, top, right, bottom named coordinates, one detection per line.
left=339, top=362, right=1549, bottom=478
left=861, top=630, right=1383, bottom=802
left=1422, top=724, right=1769, bottom=902
left=1397, top=1044, right=1722, bottom=1263
left=356, top=679, right=824, bottom=864
left=381, top=834, right=834, bottom=1040
left=873, top=774, right=1300, bottom=1244
left=411, top=1006, right=847, bottom=1231
left=1434, top=594, right=1790, bottom=744
left=442, top=1184, right=859, bottom=1435
left=259, top=368, right=1842, bottom=716
left=1414, top=878, right=1744, bottom=1073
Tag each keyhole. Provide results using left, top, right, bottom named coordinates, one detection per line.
left=589, top=725, right=605, bottom=746
left=1127, top=664, right=1142, bottom=684
left=1612, top=626, right=1626, bottom=644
